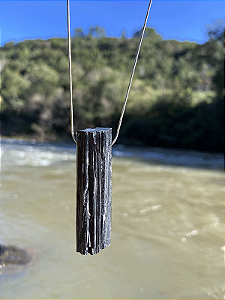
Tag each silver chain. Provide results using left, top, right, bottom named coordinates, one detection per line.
left=111, top=0, right=152, bottom=146
left=67, top=0, right=153, bottom=146
left=67, top=0, right=77, bottom=143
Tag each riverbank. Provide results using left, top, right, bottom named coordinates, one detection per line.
left=1, top=33, right=224, bottom=153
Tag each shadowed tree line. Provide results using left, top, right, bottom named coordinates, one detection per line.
left=0, top=24, right=224, bottom=152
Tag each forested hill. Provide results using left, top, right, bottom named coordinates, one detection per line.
left=0, top=27, right=224, bottom=152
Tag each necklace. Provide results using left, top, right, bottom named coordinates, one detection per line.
left=67, top=0, right=153, bottom=255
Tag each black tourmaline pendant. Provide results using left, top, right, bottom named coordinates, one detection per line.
left=76, top=128, right=112, bottom=255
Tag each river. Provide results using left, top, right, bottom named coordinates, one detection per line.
left=1, top=138, right=224, bottom=298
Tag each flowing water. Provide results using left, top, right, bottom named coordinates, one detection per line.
left=1, top=138, right=224, bottom=299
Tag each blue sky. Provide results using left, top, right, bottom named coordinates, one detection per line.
left=1, top=1, right=224, bottom=46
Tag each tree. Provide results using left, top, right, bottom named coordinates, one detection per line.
left=88, top=26, right=106, bottom=39
left=26, top=63, right=59, bottom=99
left=133, top=27, right=162, bottom=42
left=75, top=28, right=85, bottom=38
left=207, top=19, right=225, bottom=44
left=1, top=68, right=29, bottom=110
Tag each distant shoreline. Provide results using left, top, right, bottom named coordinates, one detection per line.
left=1, top=134, right=223, bottom=155
left=1, top=136, right=224, bottom=172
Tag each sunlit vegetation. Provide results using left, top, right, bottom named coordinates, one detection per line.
left=0, top=25, right=224, bottom=152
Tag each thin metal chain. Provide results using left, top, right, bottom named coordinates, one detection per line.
left=110, top=0, right=153, bottom=146
left=67, top=0, right=77, bottom=143
left=67, top=0, right=152, bottom=145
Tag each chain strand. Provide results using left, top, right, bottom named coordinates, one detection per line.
left=67, top=0, right=77, bottom=143
left=110, top=0, right=152, bottom=146
left=67, top=0, right=153, bottom=146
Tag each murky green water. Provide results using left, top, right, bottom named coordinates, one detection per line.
left=1, top=138, right=224, bottom=298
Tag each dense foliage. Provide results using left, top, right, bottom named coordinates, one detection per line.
left=0, top=26, right=224, bottom=152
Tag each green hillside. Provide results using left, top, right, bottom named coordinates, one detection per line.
left=0, top=27, right=224, bottom=152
